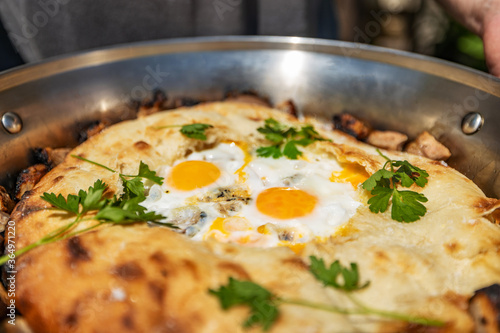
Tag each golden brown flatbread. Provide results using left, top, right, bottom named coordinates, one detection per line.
left=9, top=102, right=500, bottom=332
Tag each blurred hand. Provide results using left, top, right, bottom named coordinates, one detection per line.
left=483, top=12, right=500, bottom=77
left=436, top=0, right=500, bottom=77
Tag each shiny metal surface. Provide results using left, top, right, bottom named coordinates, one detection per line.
left=461, top=112, right=484, bottom=135
left=0, top=36, right=499, bottom=197
left=1, top=112, right=23, bottom=134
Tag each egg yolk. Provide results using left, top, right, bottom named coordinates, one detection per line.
left=283, top=242, right=306, bottom=255
left=256, top=187, right=317, bottom=219
left=334, top=222, right=359, bottom=237
left=206, top=217, right=229, bottom=237
left=233, top=142, right=252, bottom=182
left=168, top=160, right=221, bottom=191
left=330, top=163, right=369, bottom=188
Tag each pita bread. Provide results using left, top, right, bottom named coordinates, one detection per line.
left=10, top=102, right=500, bottom=332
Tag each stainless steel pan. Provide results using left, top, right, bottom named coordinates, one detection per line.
left=1, top=36, right=499, bottom=197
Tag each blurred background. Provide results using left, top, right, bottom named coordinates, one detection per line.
left=0, top=0, right=487, bottom=73
left=341, top=0, right=487, bottom=73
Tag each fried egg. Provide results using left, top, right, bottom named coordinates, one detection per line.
left=141, top=142, right=368, bottom=251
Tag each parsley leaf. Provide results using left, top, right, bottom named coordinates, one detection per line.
left=121, top=176, right=147, bottom=201
left=392, top=161, right=429, bottom=188
left=94, top=206, right=139, bottom=222
left=283, top=141, right=302, bottom=159
left=80, top=179, right=108, bottom=213
left=120, top=161, right=163, bottom=186
left=210, top=277, right=279, bottom=331
left=40, top=192, right=80, bottom=215
left=300, top=125, right=323, bottom=139
left=309, top=256, right=370, bottom=292
left=257, top=118, right=287, bottom=143
left=41, top=180, right=108, bottom=215
left=137, top=161, right=164, bottom=185
left=256, top=118, right=328, bottom=159
left=154, top=123, right=213, bottom=141
left=362, top=150, right=429, bottom=222
left=366, top=186, right=393, bottom=214
left=256, top=145, right=282, bottom=159
left=94, top=205, right=165, bottom=224
left=180, top=123, right=213, bottom=140
left=361, top=169, right=394, bottom=192
left=391, top=190, right=428, bottom=223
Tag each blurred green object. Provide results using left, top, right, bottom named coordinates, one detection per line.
left=434, top=19, right=487, bottom=73
left=457, top=34, right=485, bottom=61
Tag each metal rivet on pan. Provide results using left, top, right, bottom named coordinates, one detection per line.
left=461, top=112, right=484, bottom=135
left=1, top=112, right=23, bottom=134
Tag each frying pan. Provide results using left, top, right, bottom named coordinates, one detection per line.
left=0, top=36, right=499, bottom=198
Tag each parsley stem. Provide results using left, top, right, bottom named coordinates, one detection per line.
left=278, top=296, right=445, bottom=327
left=42, top=215, right=82, bottom=239
left=120, top=174, right=140, bottom=178
left=278, top=297, right=357, bottom=315
left=0, top=215, right=83, bottom=266
left=59, top=221, right=103, bottom=240
left=345, top=294, right=445, bottom=327
left=0, top=239, right=43, bottom=266
left=71, top=155, right=159, bottom=182
left=378, top=149, right=394, bottom=174
left=377, top=149, right=391, bottom=163
left=71, top=155, right=116, bottom=173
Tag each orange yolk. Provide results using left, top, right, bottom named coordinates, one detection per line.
left=257, top=225, right=270, bottom=234
left=256, top=187, right=317, bottom=219
left=205, top=217, right=252, bottom=238
left=285, top=242, right=306, bottom=255
left=233, top=142, right=252, bottom=182
left=330, top=163, right=369, bottom=188
left=334, top=223, right=359, bottom=237
left=168, top=160, right=221, bottom=191
left=207, top=217, right=229, bottom=236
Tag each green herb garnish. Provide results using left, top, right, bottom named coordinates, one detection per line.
left=180, top=123, right=213, bottom=140
left=210, top=256, right=445, bottom=331
left=154, top=123, right=213, bottom=140
left=309, top=256, right=370, bottom=292
left=209, top=277, right=279, bottom=330
left=0, top=158, right=173, bottom=266
left=256, top=118, right=327, bottom=159
left=362, top=149, right=429, bottom=222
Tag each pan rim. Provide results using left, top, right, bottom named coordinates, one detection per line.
left=1, top=35, right=499, bottom=96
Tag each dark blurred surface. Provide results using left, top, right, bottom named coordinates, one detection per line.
left=0, top=20, right=23, bottom=72
left=434, top=20, right=488, bottom=72
left=0, top=0, right=489, bottom=74
left=363, top=0, right=488, bottom=73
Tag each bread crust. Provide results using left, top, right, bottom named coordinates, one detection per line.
left=10, top=102, right=500, bottom=333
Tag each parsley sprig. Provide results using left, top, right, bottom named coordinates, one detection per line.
left=0, top=157, right=173, bottom=266
left=362, top=150, right=429, bottom=223
left=209, top=278, right=279, bottom=330
left=210, top=256, right=444, bottom=331
left=154, top=123, right=213, bottom=140
left=309, top=256, right=370, bottom=292
left=256, top=118, right=327, bottom=159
